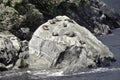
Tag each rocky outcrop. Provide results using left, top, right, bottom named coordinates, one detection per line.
left=15, top=40, right=29, bottom=69
left=0, top=0, right=118, bottom=73
left=0, top=32, right=29, bottom=71
left=29, top=16, right=115, bottom=73
left=0, top=0, right=44, bottom=40
left=0, top=0, right=120, bottom=40
left=0, top=32, right=20, bottom=70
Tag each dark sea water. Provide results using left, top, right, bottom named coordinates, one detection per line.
left=1, top=68, right=120, bottom=80
left=102, top=0, right=120, bottom=13
left=0, top=28, right=120, bottom=80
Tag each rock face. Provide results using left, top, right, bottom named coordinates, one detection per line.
left=29, top=16, right=115, bottom=73
left=0, top=0, right=120, bottom=40
left=0, top=33, right=20, bottom=70
left=0, top=32, right=29, bottom=71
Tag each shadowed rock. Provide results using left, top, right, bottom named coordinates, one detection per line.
left=0, top=33, right=20, bottom=70
left=0, top=32, right=29, bottom=71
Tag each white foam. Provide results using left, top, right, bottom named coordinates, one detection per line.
left=31, top=68, right=120, bottom=77
left=47, top=71, right=64, bottom=76
left=72, top=68, right=120, bottom=76
left=31, top=70, right=64, bottom=76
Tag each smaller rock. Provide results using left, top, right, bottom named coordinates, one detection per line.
left=18, top=27, right=31, bottom=40
left=20, top=27, right=30, bottom=34
left=19, top=40, right=29, bottom=59
left=0, top=63, right=7, bottom=71
left=42, top=25, right=49, bottom=30
left=65, top=19, right=74, bottom=23
left=19, top=51, right=29, bottom=59
left=49, top=20, right=56, bottom=24
left=15, top=58, right=29, bottom=69
left=6, top=64, right=14, bottom=69
left=54, top=18, right=62, bottom=22
left=52, top=32, right=59, bottom=36
left=79, top=40, right=86, bottom=45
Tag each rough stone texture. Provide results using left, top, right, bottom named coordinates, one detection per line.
left=0, top=0, right=120, bottom=40
left=0, top=0, right=44, bottom=40
left=14, top=40, right=29, bottom=69
left=0, top=32, right=29, bottom=71
left=0, top=32, right=20, bottom=70
left=29, top=16, right=115, bottom=73
left=12, top=40, right=29, bottom=69
left=0, top=3, right=23, bottom=31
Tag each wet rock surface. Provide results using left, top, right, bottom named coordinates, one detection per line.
left=29, top=16, right=115, bottom=73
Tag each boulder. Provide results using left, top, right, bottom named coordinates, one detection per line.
left=0, top=32, right=21, bottom=70
left=29, top=16, right=115, bottom=73
left=14, top=40, right=29, bottom=69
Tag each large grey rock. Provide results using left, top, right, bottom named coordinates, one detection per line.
left=0, top=32, right=30, bottom=70
left=29, top=16, right=115, bottom=73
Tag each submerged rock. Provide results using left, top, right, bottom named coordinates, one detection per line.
left=29, top=16, right=115, bottom=73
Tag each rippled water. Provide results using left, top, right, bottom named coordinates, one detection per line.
left=102, top=0, right=120, bottom=13
left=0, top=28, right=120, bottom=80
left=1, top=68, right=120, bottom=80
